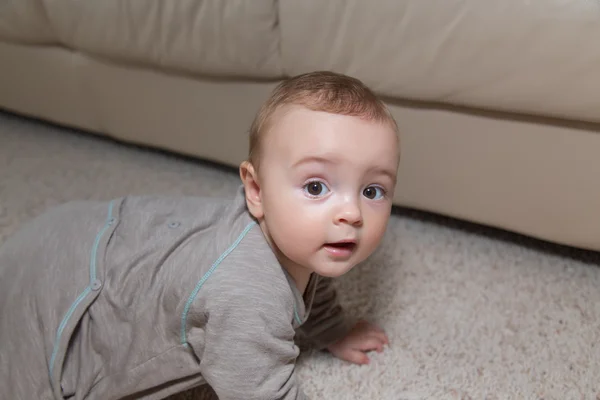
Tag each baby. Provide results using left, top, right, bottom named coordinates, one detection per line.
left=0, top=71, right=400, bottom=399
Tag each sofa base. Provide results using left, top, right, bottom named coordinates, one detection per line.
left=1, top=41, right=599, bottom=251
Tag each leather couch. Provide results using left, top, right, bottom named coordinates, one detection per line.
left=1, top=0, right=599, bottom=251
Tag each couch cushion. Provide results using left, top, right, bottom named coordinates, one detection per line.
left=0, top=0, right=56, bottom=43
left=15, top=0, right=282, bottom=78
left=280, top=0, right=600, bottom=124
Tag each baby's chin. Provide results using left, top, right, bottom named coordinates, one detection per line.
left=310, top=262, right=358, bottom=279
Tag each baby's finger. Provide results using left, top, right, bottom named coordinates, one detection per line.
left=344, top=350, right=371, bottom=365
left=366, top=334, right=388, bottom=352
left=368, top=329, right=390, bottom=345
left=366, top=323, right=387, bottom=337
left=356, top=337, right=385, bottom=353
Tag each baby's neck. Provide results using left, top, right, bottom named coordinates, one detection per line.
left=282, top=263, right=312, bottom=294
left=257, top=219, right=312, bottom=293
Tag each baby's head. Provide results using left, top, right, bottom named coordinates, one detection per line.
left=240, top=71, right=399, bottom=281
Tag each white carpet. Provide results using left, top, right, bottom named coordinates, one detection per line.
left=1, top=112, right=599, bottom=400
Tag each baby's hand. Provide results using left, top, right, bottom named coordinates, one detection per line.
left=327, top=320, right=389, bottom=365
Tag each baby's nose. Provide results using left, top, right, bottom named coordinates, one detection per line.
left=335, top=201, right=362, bottom=226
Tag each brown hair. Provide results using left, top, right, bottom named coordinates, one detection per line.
left=247, top=71, right=398, bottom=170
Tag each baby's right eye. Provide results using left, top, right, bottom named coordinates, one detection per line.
left=304, top=181, right=329, bottom=197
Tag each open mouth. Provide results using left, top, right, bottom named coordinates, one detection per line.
left=323, top=241, right=357, bottom=257
left=325, top=242, right=356, bottom=250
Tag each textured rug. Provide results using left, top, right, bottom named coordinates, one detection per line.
left=1, top=111, right=599, bottom=400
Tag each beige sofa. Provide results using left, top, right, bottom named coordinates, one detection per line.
left=1, top=1, right=599, bottom=251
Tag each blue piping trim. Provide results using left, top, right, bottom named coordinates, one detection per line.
left=49, top=200, right=115, bottom=381
left=48, top=286, right=91, bottom=378
left=293, top=307, right=302, bottom=326
left=180, top=221, right=256, bottom=345
left=90, top=201, right=114, bottom=283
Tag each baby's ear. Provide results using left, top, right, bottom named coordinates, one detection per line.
left=239, top=161, right=264, bottom=219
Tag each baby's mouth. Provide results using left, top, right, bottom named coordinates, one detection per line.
left=323, top=241, right=357, bottom=257
left=325, top=242, right=356, bottom=250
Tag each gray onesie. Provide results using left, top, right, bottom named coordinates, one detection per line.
left=0, top=185, right=353, bottom=399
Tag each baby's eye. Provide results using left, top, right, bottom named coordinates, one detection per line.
left=304, top=181, right=330, bottom=197
left=363, top=186, right=385, bottom=200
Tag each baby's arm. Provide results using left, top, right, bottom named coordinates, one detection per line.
left=299, top=276, right=389, bottom=365
left=297, top=276, right=355, bottom=350
left=187, top=291, right=307, bottom=400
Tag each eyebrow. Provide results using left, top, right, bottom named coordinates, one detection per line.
left=369, top=166, right=397, bottom=182
left=291, top=155, right=338, bottom=168
left=291, top=156, right=397, bottom=181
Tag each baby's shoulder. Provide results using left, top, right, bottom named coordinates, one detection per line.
left=201, top=227, right=295, bottom=315
left=212, top=256, right=292, bottom=304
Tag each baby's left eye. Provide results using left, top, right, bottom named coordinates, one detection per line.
left=363, top=186, right=385, bottom=200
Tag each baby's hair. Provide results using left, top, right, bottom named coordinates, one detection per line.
left=247, top=71, right=398, bottom=170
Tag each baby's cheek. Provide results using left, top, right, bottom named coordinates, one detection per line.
left=364, top=216, right=388, bottom=249
left=288, top=216, right=321, bottom=243
left=273, top=207, right=315, bottom=240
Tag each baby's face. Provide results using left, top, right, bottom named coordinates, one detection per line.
left=257, top=106, right=399, bottom=278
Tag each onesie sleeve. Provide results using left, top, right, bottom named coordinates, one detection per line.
left=297, top=276, right=355, bottom=350
left=189, top=289, right=308, bottom=400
